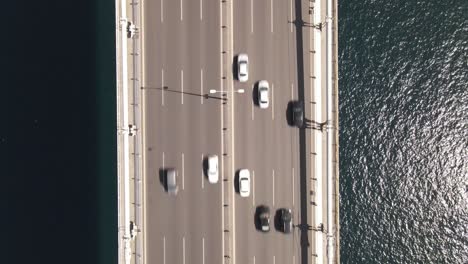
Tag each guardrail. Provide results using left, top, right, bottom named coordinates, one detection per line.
left=116, top=0, right=144, bottom=263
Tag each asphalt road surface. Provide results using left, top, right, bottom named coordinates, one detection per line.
left=143, top=0, right=224, bottom=264
left=232, top=0, right=304, bottom=264
left=141, top=0, right=318, bottom=264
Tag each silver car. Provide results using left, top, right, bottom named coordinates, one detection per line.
left=207, top=155, right=219, bottom=184
left=239, top=169, right=251, bottom=197
left=258, top=80, right=269, bottom=109
left=237, top=53, right=249, bottom=82
left=166, top=169, right=178, bottom=195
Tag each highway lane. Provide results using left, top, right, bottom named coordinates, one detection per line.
left=233, top=0, right=303, bottom=263
left=143, top=0, right=223, bottom=263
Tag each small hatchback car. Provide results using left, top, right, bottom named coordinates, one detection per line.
left=238, top=169, right=251, bottom=197
left=207, top=155, right=219, bottom=184
left=237, top=53, right=249, bottom=82
left=258, top=80, right=270, bottom=109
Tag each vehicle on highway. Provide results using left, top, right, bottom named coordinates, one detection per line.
left=207, top=155, right=219, bottom=184
left=238, top=169, right=250, bottom=197
left=237, top=53, right=249, bottom=82
left=278, top=208, right=293, bottom=233
left=166, top=169, right=178, bottom=195
left=258, top=80, right=269, bottom=109
left=292, top=101, right=304, bottom=128
left=257, top=205, right=270, bottom=232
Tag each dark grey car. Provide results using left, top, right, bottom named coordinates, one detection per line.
left=292, top=101, right=304, bottom=128
left=279, top=208, right=292, bottom=233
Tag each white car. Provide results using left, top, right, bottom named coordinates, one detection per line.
left=239, top=169, right=250, bottom=197
left=207, top=155, right=219, bottom=184
left=258, top=80, right=269, bottom=109
left=237, top=54, right=249, bottom=82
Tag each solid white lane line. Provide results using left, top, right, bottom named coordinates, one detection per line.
left=180, top=0, right=183, bottom=21
left=163, top=236, right=166, bottom=264
left=252, top=170, right=255, bottom=206
left=253, top=256, right=256, bottom=264
left=162, top=69, right=165, bottom=106
left=272, top=84, right=274, bottom=120
left=162, top=152, right=165, bottom=169
left=291, top=83, right=294, bottom=100
left=270, top=0, right=274, bottom=33
left=182, top=153, right=185, bottom=190
left=161, top=0, right=164, bottom=22
left=183, top=236, right=186, bottom=264
left=290, top=0, right=293, bottom=32
left=181, top=70, right=184, bottom=104
left=250, top=0, right=253, bottom=33
left=292, top=167, right=295, bottom=206
left=202, top=237, right=205, bottom=264
left=201, top=68, right=204, bottom=104
left=219, top=0, right=225, bottom=263
left=202, top=154, right=204, bottom=189
left=200, top=0, right=203, bottom=20
left=272, top=169, right=275, bottom=206
left=273, top=255, right=276, bottom=264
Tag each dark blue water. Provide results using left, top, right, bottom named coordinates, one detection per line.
left=1, top=0, right=466, bottom=263
left=1, top=0, right=116, bottom=263
left=339, top=0, right=468, bottom=263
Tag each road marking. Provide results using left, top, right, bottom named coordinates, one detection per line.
left=270, top=0, right=274, bottom=33
left=291, top=83, right=294, bottom=100
left=202, top=237, right=205, bottom=264
left=183, top=236, right=186, bottom=264
left=202, top=154, right=204, bottom=188
left=162, top=69, right=165, bottom=106
left=272, top=169, right=275, bottom=206
left=250, top=0, right=253, bottom=33
left=229, top=0, right=236, bottom=261
left=182, top=153, right=185, bottom=190
left=253, top=256, right=256, bottom=264
left=271, top=84, right=274, bottom=120
left=273, top=255, right=276, bottom=264
left=163, top=236, right=166, bottom=264
left=162, top=152, right=165, bottom=169
left=290, top=0, right=293, bottom=32
left=201, top=68, right=204, bottom=104
left=293, top=255, right=295, bottom=264
left=251, top=99, right=254, bottom=120
left=200, top=0, right=203, bottom=20
left=161, top=0, right=164, bottom=22
left=180, top=0, right=183, bottom=21
left=292, top=167, right=295, bottom=206
left=181, top=70, right=184, bottom=104
left=219, top=0, right=225, bottom=263
left=252, top=170, right=255, bottom=206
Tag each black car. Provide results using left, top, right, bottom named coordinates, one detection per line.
left=292, top=101, right=304, bottom=128
left=256, top=205, right=270, bottom=232
left=278, top=208, right=292, bottom=233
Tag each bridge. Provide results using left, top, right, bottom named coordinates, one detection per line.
left=115, top=0, right=340, bottom=263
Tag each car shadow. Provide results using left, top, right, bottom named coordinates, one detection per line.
left=234, top=170, right=240, bottom=194
left=274, top=209, right=282, bottom=231
left=159, top=168, right=167, bottom=192
left=286, top=101, right=295, bottom=126
left=202, top=156, right=209, bottom=179
left=232, top=55, right=238, bottom=81
left=252, top=82, right=259, bottom=107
